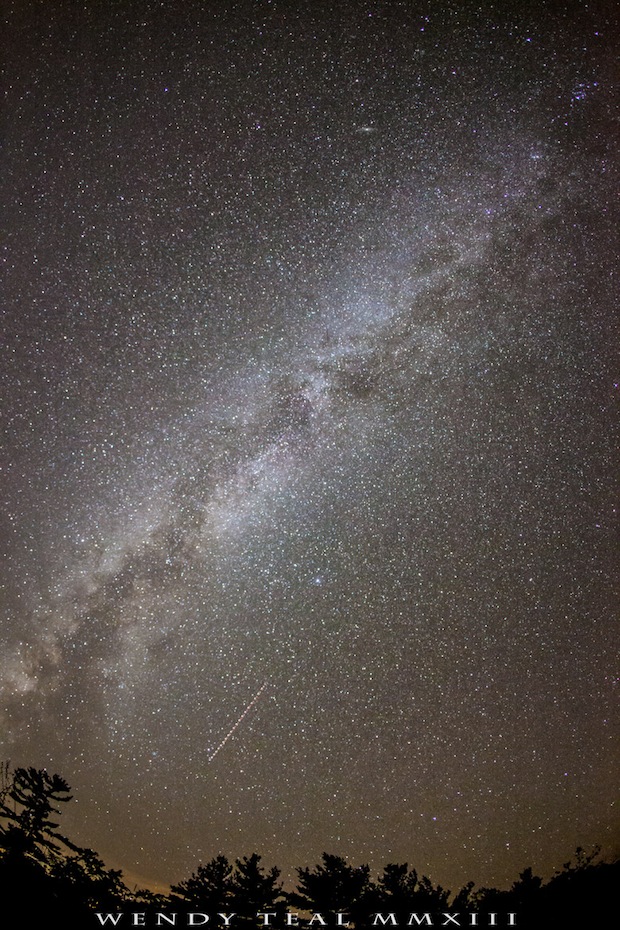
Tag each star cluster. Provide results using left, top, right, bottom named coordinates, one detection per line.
left=1, top=0, right=618, bottom=894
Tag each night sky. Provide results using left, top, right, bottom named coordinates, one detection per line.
left=1, top=0, right=618, bottom=896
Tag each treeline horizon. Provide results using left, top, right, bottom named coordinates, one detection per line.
left=0, top=765, right=617, bottom=929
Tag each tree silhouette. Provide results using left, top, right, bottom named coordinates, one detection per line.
left=450, top=879, right=476, bottom=912
left=0, top=764, right=130, bottom=923
left=374, top=862, right=450, bottom=916
left=231, top=853, right=285, bottom=923
left=288, top=853, right=374, bottom=925
left=511, top=867, right=543, bottom=908
left=171, top=854, right=235, bottom=910
left=1, top=762, right=618, bottom=928
left=0, top=765, right=79, bottom=921
left=0, top=766, right=77, bottom=862
left=472, top=847, right=620, bottom=929
left=537, top=846, right=620, bottom=929
left=50, top=846, right=129, bottom=910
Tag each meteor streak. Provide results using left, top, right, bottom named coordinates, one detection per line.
left=208, top=681, right=269, bottom=763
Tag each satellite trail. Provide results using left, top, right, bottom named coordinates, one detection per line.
left=208, top=681, right=269, bottom=763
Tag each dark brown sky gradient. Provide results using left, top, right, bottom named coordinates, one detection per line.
left=1, top=0, right=618, bottom=894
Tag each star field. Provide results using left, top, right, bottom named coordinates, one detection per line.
left=1, top=0, right=618, bottom=896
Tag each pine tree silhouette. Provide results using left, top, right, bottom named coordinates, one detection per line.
left=288, top=852, right=374, bottom=926
left=171, top=854, right=235, bottom=910
left=232, top=853, right=285, bottom=925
